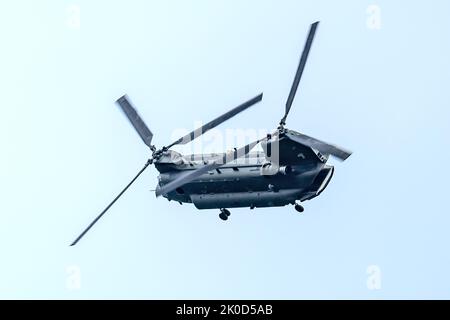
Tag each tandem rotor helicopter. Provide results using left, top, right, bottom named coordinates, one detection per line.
left=71, top=21, right=352, bottom=246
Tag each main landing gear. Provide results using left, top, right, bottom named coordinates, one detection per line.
left=219, top=208, right=231, bottom=221
left=294, top=203, right=304, bottom=213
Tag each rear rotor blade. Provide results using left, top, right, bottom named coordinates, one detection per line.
left=156, top=138, right=265, bottom=197
left=288, top=132, right=352, bottom=161
left=281, top=21, right=319, bottom=125
left=70, top=159, right=153, bottom=246
left=166, top=93, right=263, bottom=148
left=116, top=95, right=154, bottom=148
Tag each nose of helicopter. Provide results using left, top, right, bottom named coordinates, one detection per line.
left=315, top=165, right=334, bottom=196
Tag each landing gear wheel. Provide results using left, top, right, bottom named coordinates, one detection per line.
left=295, top=204, right=304, bottom=213
left=219, top=212, right=228, bottom=221
left=222, top=209, right=231, bottom=216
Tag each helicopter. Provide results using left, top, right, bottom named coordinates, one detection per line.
left=71, top=21, right=352, bottom=246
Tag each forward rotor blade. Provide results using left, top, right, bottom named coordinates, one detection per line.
left=116, top=95, right=154, bottom=148
left=281, top=21, right=319, bottom=125
left=156, top=138, right=264, bottom=197
left=70, top=159, right=153, bottom=246
left=166, top=93, right=263, bottom=148
left=288, top=132, right=352, bottom=161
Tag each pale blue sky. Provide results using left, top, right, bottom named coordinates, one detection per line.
left=1, top=0, right=449, bottom=299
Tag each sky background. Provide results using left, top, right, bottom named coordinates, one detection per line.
left=1, top=0, right=449, bottom=299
